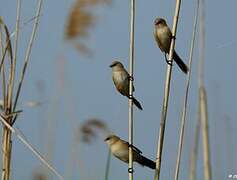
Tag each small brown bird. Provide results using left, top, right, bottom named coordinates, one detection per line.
left=104, top=135, right=155, bottom=169
left=110, top=61, right=142, bottom=110
left=154, top=17, right=188, bottom=74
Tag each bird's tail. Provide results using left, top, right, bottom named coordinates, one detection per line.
left=173, top=51, right=189, bottom=74
left=136, top=155, right=156, bottom=169
left=132, top=97, right=143, bottom=110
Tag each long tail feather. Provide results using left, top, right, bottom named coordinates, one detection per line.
left=173, top=51, right=189, bottom=74
left=137, top=155, right=155, bottom=169
left=132, top=97, right=143, bottom=110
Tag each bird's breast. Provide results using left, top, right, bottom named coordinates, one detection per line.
left=112, top=71, right=127, bottom=83
left=110, top=143, right=129, bottom=162
left=156, top=27, right=171, bottom=52
left=112, top=71, right=129, bottom=95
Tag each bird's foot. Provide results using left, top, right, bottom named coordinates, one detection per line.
left=164, top=54, right=173, bottom=66
left=128, top=75, right=134, bottom=81
left=128, top=168, right=134, bottom=173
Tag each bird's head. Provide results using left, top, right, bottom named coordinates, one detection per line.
left=154, top=18, right=167, bottom=27
left=104, top=135, right=120, bottom=145
left=109, top=61, right=124, bottom=69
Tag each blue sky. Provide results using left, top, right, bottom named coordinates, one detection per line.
left=0, top=0, right=237, bottom=179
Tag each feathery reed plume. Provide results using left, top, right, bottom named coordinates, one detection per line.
left=65, top=0, right=111, bottom=56
left=79, top=118, right=111, bottom=180
left=174, top=0, right=199, bottom=179
left=154, top=0, right=183, bottom=180
left=79, top=118, right=109, bottom=143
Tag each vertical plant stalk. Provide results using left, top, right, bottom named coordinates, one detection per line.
left=7, top=0, right=21, bottom=112
left=174, top=0, right=199, bottom=179
left=128, top=0, right=135, bottom=179
left=199, top=87, right=212, bottom=180
left=1, top=3, right=20, bottom=179
left=154, top=0, right=182, bottom=180
left=0, top=24, right=7, bottom=109
left=104, top=149, right=111, bottom=180
left=1, top=1, right=42, bottom=180
left=198, top=0, right=212, bottom=179
left=189, top=115, right=200, bottom=180
left=12, top=0, right=43, bottom=124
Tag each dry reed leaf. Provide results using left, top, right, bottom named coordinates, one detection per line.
left=65, top=0, right=111, bottom=55
left=0, top=16, right=13, bottom=61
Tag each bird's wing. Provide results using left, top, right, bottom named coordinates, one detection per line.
left=124, top=70, right=135, bottom=92
left=124, top=141, right=142, bottom=154
left=154, top=29, right=163, bottom=51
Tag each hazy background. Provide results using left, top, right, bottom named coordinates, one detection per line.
left=0, top=0, right=236, bottom=179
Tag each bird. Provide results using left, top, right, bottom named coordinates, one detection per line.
left=109, top=61, right=143, bottom=110
left=154, top=17, right=188, bottom=74
left=104, top=135, right=156, bottom=169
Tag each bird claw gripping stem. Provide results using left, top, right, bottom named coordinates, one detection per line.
left=129, top=75, right=134, bottom=81
left=128, top=167, right=134, bottom=173
left=164, top=53, right=173, bottom=66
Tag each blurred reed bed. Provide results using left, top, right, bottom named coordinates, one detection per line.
left=65, top=0, right=112, bottom=56
left=189, top=0, right=212, bottom=179
left=198, top=0, right=212, bottom=179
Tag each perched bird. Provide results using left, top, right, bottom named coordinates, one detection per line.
left=104, top=135, right=155, bottom=169
left=154, top=17, right=188, bottom=74
left=110, top=61, right=143, bottom=110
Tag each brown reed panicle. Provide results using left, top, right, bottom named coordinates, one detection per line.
left=65, top=0, right=111, bottom=55
left=32, top=170, right=48, bottom=180
left=79, top=118, right=109, bottom=143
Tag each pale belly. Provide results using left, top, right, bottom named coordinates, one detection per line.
left=112, top=71, right=129, bottom=95
left=111, top=145, right=129, bottom=163
left=156, top=28, right=171, bottom=52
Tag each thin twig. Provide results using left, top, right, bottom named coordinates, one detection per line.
left=0, top=115, right=65, bottom=180
left=154, top=0, right=182, bottom=179
left=174, top=0, right=199, bottom=179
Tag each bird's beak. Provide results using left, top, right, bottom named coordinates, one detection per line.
left=109, top=64, right=113, bottom=68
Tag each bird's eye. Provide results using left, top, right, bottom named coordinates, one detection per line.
left=105, top=137, right=110, bottom=141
